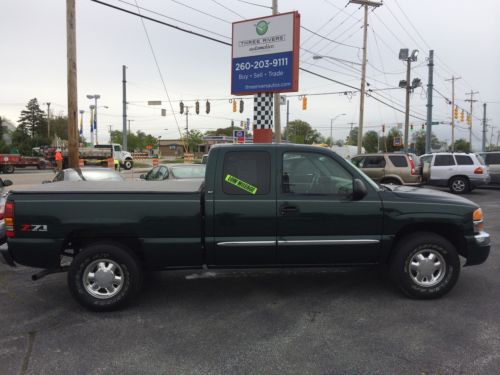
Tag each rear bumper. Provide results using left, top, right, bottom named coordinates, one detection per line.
left=0, top=243, right=16, bottom=267
left=469, top=176, right=491, bottom=187
left=464, top=231, right=491, bottom=266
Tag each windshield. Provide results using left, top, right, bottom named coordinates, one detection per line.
left=171, top=165, right=206, bottom=179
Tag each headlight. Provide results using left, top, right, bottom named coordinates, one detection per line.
left=473, top=208, right=484, bottom=233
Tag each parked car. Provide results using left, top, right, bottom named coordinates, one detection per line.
left=140, top=164, right=206, bottom=181
left=45, top=168, right=124, bottom=183
left=1, top=144, right=490, bottom=311
left=478, top=151, right=500, bottom=185
left=351, top=153, right=421, bottom=185
left=0, top=178, right=13, bottom=245
left=420, top=153, right=490, bottom=194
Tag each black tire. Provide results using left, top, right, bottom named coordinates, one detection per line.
left=123, top=159, right=133, bottom=170
left=37, top=162, right=46, bottom=170
left=449, top=176, right=470, bottom=194
left=68, top=243, right=143, bottom=311
left=3, top=164, right=14, bottom=174
left=390, top=232, right=460, bottom=299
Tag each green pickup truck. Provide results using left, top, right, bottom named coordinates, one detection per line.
left=0, top=144, right=491, bottom=311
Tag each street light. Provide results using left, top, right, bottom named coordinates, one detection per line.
left=87, top=94, right=101, bottom=145
left=330, top=113, right=346, bottom=147
left=398, top=49, right=421, bottom=152
left=312, top=55, right=362, bottom=66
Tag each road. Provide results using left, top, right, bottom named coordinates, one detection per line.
left=0, top=180, right=498, bottom=374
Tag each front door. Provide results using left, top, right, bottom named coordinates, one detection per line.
left=277, top=150, right=383, bottom=265
left=212, top=148, right=277, bottom=266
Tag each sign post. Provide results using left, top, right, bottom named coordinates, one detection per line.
left=231, top=12, right=300, bottom=143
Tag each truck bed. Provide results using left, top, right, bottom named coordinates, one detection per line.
left=8, top=180, right=204, bottom=269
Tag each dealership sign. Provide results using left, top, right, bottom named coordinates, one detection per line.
left=231, top=12, right=300, bottom=95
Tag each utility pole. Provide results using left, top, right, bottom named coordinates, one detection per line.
left=425, top=50, right=434, bottom=154
left=44, top=102, right=51, bottom=140
left=127, top=119, right=134, bottom=135
left=489, top=126, right=496, bottom=150
left=496, top=131, right=500, bottom=148
left=89, top=105, right=95, bottom=145
left=184, top=106, right=190, bottom=152
left=482, top=103, right=487, bottom=152
left=66, top=0, right=78, bottom=168
left=404, top=57, right=411, bottom=152
left=445, top=75, right=461, bottom=151
left=286, top=99, right=290, bottom=142
left=122, top=65, right=128, bottom=151
left=272, top=0, right=281, bottom=143
left=465, top=90, right=478, bottom=151
left=349, top=0, right=382, bottom=154
left=108, top=125, right=112, bottom=144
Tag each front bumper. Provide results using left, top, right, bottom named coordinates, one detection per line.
left=465, top=231, right=491, bottom=266
left=0, top=243, right=16, bottom=267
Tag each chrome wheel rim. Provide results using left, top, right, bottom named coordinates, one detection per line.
left=83, top=259, right=124, bottom=299
left=409, top=250, right=446, bottom=287
left=452, top=179, right=465, bottom=192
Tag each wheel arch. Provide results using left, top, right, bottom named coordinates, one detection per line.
left=447, top=174, right=470, bottom=185
left=387, top=223, right=467, bottom=263
left=380, top=175, right=404, bottom=184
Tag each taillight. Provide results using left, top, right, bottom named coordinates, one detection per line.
left=4, top=201, right=14, bottom=238
left=408, top=157, right=416, bottom=175
left=474, top=167, right=483, bottom=174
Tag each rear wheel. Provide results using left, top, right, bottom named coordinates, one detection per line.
left=449, top=176, right=469, bottom=194
left=3, top=164, right=14, bottom=174
left=390, top=232, right=460, bottom=299
left=381, top=178, right=401, bottom=185
left=68, top=243, right=143, bottom=311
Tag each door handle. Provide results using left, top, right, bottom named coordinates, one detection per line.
left=280, top=205, right=298, bottom=215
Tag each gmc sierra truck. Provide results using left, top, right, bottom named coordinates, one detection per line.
left=0, top=144, right=491, bottom=311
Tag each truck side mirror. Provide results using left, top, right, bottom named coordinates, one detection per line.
left=140, top=174, right=146, bottom=179
left=352, top=178, right=367, bottom=201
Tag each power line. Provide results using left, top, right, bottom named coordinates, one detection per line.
left=234, top=0, right=271, bottom=9
left=210, top=0, right=244, bottom=19
left=169, top=0, right=231, bottom=24
left=301, top=25, right=361, bottom=49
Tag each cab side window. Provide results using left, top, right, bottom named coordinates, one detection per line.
left=364, top=156, right=386, bottom=168
left=434, top=155, right=455, bottom=166
left=222, top=151, right=270, bottom=195
left=282, top=152, right=353, bottom=195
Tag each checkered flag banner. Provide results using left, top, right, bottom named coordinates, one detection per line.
left=253, top=93, right=273, bottom=129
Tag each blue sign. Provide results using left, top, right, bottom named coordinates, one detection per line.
left=232, top=51, right=294, bottom=94
left=233, top=130, right=245, bottom=143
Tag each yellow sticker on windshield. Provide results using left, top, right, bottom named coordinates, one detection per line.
left=225, top=174, right=258, bottom=195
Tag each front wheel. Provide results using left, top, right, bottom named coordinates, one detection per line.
left=68, top=243, right=143, bottom=311
left=449, top=176, right=469, bottom=194
left=390, top=232, right=460, bottom=299
left=122, top=159, right=133, bottom=170
left=3, top=164, right=14, bottom=174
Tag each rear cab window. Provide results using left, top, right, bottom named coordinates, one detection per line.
left=222, top=151, right=270, bottom=195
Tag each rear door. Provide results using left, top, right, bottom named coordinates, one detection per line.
left=431, top=154, right=456, bottom=183
left=212, top=148, right=277, bottom=266
left=484, top=153, right=500, bottom=184
left=357, top=155, right=386, bottom=182
left=277, top=149, right=383, bottom=265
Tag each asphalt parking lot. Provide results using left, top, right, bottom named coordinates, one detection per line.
left=0, top=185, right=499, bottom=374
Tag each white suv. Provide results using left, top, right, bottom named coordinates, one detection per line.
left=420, top=153, right=490, bottom=194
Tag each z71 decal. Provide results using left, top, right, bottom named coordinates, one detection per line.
left=21, top=224, right=48, bottom=232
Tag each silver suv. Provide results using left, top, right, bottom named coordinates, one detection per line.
left=420, top=153, right=490, bottom=193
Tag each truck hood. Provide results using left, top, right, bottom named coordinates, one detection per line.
left=382, top=184, right=477, bottom=208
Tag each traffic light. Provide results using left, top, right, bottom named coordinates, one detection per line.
left=454, top=105, right=458, bottom=119
left=382, top=124, right=385, bottom=133
left=421, top=124, right=424, bottom=130
left=232, top=100, right=237, bottom=112
left=410, top=124, right=413, bottom=131
left=302, top=96, right=307, bottom=110
left=206, top=100, right=210, bottom=114
left=467, top=113, right=471, bottom=126
left=180, top=101, right=184, bottom=114
left=460, top=110, right=464, bottom=122
left=239, top=99, right=244, bottom=113
left=195, top=100, right=200, bottom=115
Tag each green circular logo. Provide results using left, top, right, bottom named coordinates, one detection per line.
left=256, top=20, right=269, bottom=36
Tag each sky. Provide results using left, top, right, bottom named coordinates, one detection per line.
left=1, top=0, right=499, bottom=150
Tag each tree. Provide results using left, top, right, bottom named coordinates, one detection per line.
left=411, top=130, right=442, bottom=155
left=363, top=131, right=379, bottom=153
left=453, top=139, right=470, bottom=153
left=347, top=127, right=358, bottom=146
left=18, top=98, right=47, bottom=139
left=205, top=126, right=243, bottom=137
left=110, top=130, right=158, bottom=151
left=285, top=120, right=323, bottom=144
left=0, top=116, right=10, bottom=153
left=185, top=130, right=203, bottom=153
left=385, top=128, right=403, bottom=152
left=334, top=139, right=345, bottom=147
